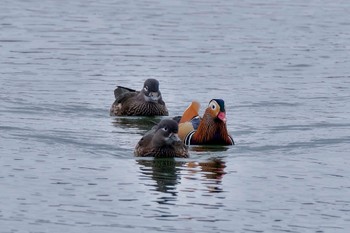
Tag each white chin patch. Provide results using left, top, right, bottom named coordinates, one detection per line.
left=165, top=134, right=180, bottom=144
left=144, top=93, right=160, bottom=102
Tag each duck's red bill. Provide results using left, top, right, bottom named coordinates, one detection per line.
left=217, top=112, right=227, bottom=123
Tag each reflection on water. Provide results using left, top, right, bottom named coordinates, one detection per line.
left=185, top=158, right=226, bottom=193
left=112, top=116, right=164, bottom=133
left=137, top=157, right=227, bottom=196
left=2, top=0, right=350, bottom=231
left=137, top=158, right=185, bottom=195
left=190, top=145, right=230, bottom=153
left=188, top=158, right=226, bottom=181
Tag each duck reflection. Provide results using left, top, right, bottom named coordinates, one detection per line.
left=136, top=157, right=227, bottom=197
left=190, top=145, right=230, bottom=153
left=136, top=158, right=185, bottom=196
left=112, top=116, right=163, bottom=133
left=186, top=158, right=226, bottom=193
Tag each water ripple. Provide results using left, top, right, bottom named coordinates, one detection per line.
left=2, top=0, right=350, bottom=232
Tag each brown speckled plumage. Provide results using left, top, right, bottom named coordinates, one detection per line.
left=121, top=101, right=168, bottom=116
left=135, top=119, right=189, bottom=158
left=110, top=79, right=169, bottom=116
left=135, top=144, right=188, bottom=158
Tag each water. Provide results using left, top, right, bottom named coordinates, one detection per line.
left=1, top=0, right=350, bottom=232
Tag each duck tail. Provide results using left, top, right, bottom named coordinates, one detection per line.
left=114, top=86, right=136, bottom=100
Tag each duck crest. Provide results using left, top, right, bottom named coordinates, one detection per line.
left=211, top=99, right=225, bottom=112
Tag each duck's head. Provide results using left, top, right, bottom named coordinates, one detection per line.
left=142, top=79, right=162, bottom=102
left=153, top=119, right=181, bottom=147
left=207, top=99, right=227, bottom=123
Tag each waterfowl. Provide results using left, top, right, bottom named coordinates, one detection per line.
left=135, top=119, right=189, bottom=158
left=178, top=99, right=234, bottom=146
left=110, top=79, right=169, bottom=116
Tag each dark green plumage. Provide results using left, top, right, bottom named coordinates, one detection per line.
left=211, top=99, right=225, bottom=112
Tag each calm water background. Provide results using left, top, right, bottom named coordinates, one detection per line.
left=1, top=0, right=350, bottom=232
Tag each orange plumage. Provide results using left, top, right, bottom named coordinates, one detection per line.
left=179, top=101, right=200, bottom=123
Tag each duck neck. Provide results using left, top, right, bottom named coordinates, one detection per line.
left=192, top=111, right=231, bottom=144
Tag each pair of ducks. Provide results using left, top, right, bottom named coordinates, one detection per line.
left=110, top=79, right=234, bottom=158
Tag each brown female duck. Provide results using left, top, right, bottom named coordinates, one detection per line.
left=110, top=79, right=169, bottom=116
left=178, top=99, right=234, bottom=145
left=135, top=119, right=189, bottom=158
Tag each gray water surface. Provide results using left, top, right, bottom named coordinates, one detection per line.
left=1, top=0, right=350, bottom=232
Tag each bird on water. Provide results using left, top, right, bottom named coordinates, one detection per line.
left=177, top=99, right=234, bottom=146
left=110, top=79, right=168, bottom=116
left=134, top=119, right=189, bottom=158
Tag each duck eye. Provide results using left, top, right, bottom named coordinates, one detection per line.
left=211, top=104, right=216, bottom=110
left=144, top=86, right=148, bottom=92
left=163, top=127, right=168, bottom=131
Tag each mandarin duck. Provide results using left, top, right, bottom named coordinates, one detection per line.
left=110, top=79, right=169, bottom=116
left=134, top=119, right=189, bottom=158
left=178, top=99, right=234, bottom=145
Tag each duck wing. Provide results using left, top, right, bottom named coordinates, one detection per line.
left=179, top=101, right=200, bottom=123
left=178, top=101, right=201, bottom=142
left=134, top=128, right=156, bottom=156
left=114, top=86, right=139, bottom=103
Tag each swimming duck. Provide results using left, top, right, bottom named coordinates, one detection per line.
left=110, top=79, right=169, bottom=116
left=178, top=99, right=234, bottom=145
left=134, top=119, right=189, bottom=158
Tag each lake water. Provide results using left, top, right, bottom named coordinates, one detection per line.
left=1, top=0, right=350, bottom=232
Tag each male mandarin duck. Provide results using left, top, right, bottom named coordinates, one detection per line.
left=134, top=119, right=189, bottom=158
left=178, top=99, right=234, bottom=145
left=110, top=79, right=169, bottom=116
